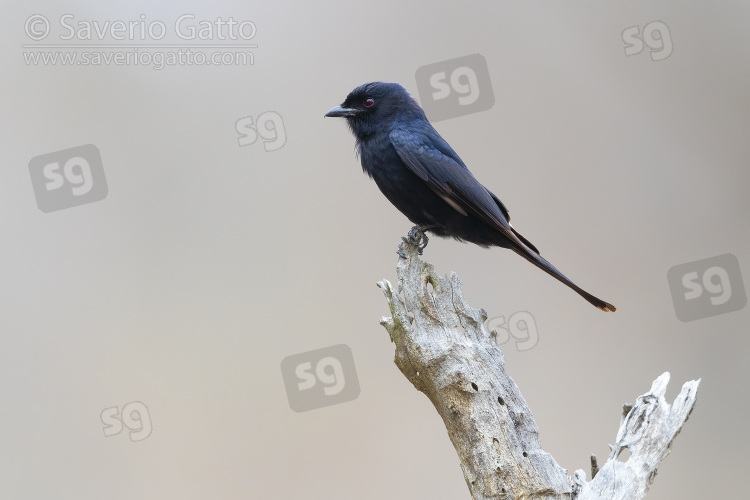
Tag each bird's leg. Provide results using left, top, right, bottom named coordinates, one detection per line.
left=399, top=224, right=438, bottom=257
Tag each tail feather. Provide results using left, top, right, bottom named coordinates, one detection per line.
left=510, top=225, right=539, bottom=254
left=506, top=231, right=616, bottom=312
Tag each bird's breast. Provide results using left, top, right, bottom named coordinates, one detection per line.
left=357, top=134, right=456, bottom=229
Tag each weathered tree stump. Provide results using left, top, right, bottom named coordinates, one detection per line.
left=377, top=239, right=699, bottom=500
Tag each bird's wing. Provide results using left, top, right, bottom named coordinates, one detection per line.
left=390, top=127, right=514, bottom=233
left=390, top=128, right=616, bottom=311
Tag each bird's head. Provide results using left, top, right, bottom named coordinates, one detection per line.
left=324, top=82, right=423, bottom=138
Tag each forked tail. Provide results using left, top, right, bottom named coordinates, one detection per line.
left=507, top=228, right=616, bottom=312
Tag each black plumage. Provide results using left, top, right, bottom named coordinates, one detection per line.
left=325, top=82, right=615, bottom=312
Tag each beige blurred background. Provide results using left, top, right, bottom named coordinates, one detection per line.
left=2, top=1, right=748, bottom=498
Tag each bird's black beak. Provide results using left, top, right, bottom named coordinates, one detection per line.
left=324, top=105, right=358, bottom=118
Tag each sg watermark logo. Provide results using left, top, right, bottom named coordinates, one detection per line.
left=28, top=144, right=107, bottom=213
left=415, top=53, right=494, bottom=122
left=280, top=344, right=360, bottom=413
left=667, top=254, right=746, bottom=322
left=236, top=112, right=286, bottom=151
left=101, top=401, right=152, bottom=442
left=485, top=311, right=539, bottom=351
left=622, top=21, right=673, bottom=61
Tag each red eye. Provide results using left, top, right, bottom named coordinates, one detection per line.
left=364, top=97, right=375, bottom=107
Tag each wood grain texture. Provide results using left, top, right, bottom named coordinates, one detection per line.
left=377, top=239, right=699, bottom=500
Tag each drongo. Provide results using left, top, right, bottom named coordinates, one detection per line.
left=325, top=82, right=615, bottom=312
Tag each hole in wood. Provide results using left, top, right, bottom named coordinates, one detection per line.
left=616, top=447, right=631, bottom=462
left=471, top=382, right=479, bottom=391
left=522, top=451, right=528, bottom=457
left=498, top=396, right=505, bottom=405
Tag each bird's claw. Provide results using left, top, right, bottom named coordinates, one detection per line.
left=398, top=225, right=433, bottom=257
left=403, top=233, right=428, bottom=254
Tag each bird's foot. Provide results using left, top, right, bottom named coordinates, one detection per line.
left=402, top=230, right=429, bottom=255
left=398, top=225, right=437, bottom=258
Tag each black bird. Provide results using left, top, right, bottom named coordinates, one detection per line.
left=325, top=82, right=615, bottom=312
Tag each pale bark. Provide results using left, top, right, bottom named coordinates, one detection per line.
left=377, top=239, right=699, bottom=500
